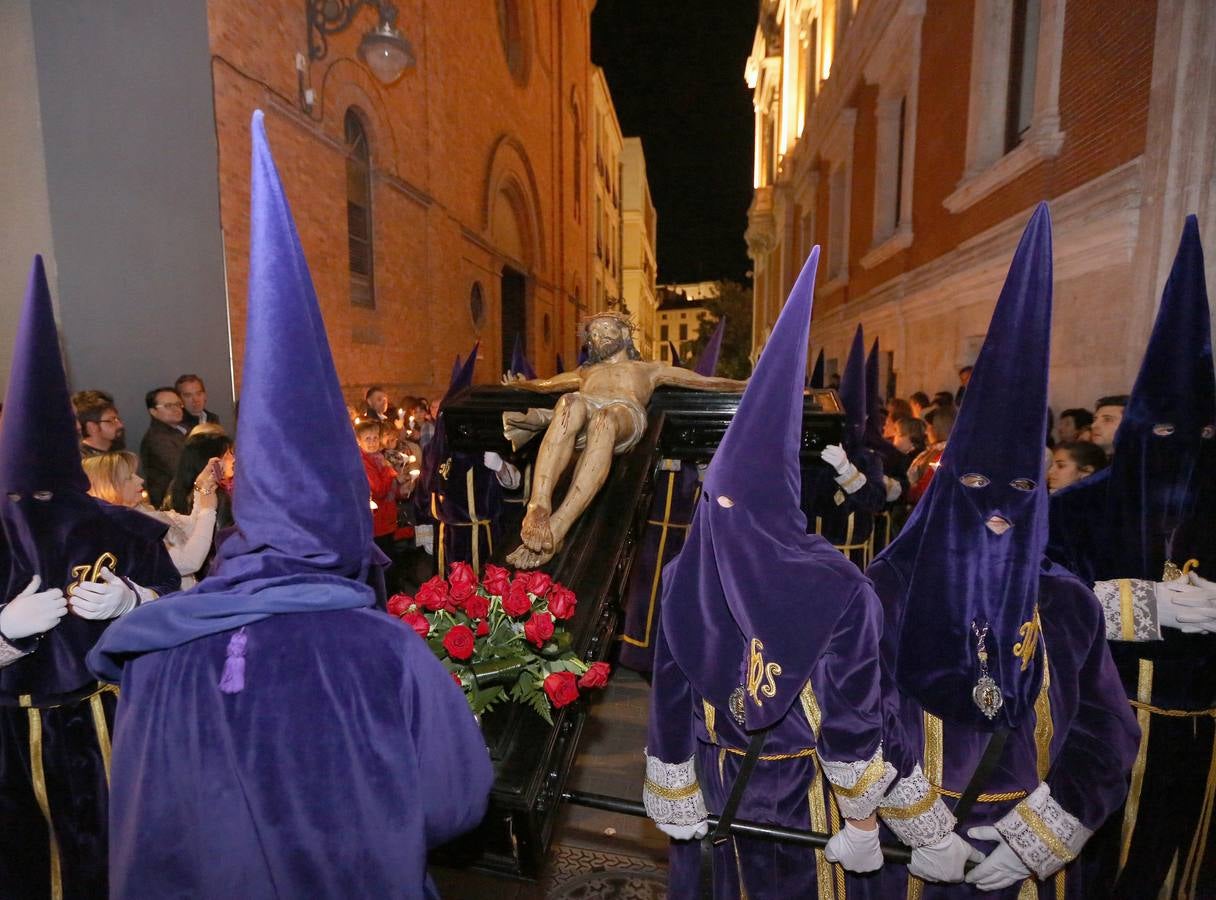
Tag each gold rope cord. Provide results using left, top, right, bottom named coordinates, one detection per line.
left=1179, top=724, right=1216, bottom=898
left=1119, top=659, right=1154, bottom=872
left=25, top=706, right=63, bottom=900
left=620, top=469, right=676, bottom=649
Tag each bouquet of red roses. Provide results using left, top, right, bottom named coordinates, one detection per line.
left=387, top=562, right=611, bottom=724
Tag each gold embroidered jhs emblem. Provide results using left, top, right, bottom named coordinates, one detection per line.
left=746, top=637, right=782, bottom=706
left=1012, top=610, right=1040, bottom=672
left=68, top=552, right=118, bottom=594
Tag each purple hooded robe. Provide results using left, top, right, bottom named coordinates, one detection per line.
left=644, top=249, right=892, bottom=899
left=87, top=111, right=491, bottom=899
left=0, top=257, right=180, bottom=898
left=852, top=205, right=1139, bottom=899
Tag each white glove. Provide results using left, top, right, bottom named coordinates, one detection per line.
left=883, top=475, right=903, bottom=502
left=908, top=833, right=983, bottom=883
left=821, top=444, right=851, bottom=474
left=964, top=826, right=1031, bottom=891
left=656, top=821, right=709, bottom=841
left=68, top=568, right=138, bottom=620
left=1156, top=574, right=1216, bottom=633
left=824, top=821, right=883, bottom=873
left=483, top=451, right=504, bottom=472
left=0, top=576, right=68, bottom=640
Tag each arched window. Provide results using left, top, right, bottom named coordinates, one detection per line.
left=345, top=108, right=375, bottom=308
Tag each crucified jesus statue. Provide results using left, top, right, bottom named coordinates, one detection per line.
left=503, top=313, right=746, bottom=567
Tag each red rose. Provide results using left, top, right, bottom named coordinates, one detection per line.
left=522, top=570, right=553, bottom=597
left=442, top=624, right=476, bottom=661
left=578, top=661, right=611, bottom=690
left=417, top=576, right=451, bottom=612
left=547, top=584, right=577, bottom=620
left=501, top=579, right=533, bottom=617
left=451, top=672, right=463, bottom=687
left=448, top=562, right=477, bottom=603
left=476, top=619, right=490, bottom=637
left=542, top=671, right=580, bottom=708
left=482, top=563, right=511, bottom=597
left=387, top=593, right=413, bottom=617
left=402, top=611, right=430, bottom=639
left=524, top=612, right=555, bottom=648
left=463, top=592, right=489, bottom=621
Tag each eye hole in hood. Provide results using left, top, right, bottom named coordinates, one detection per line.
left=960, top=473, right=990, bottom=488
left=1009, top=478, right=1036, bottom=492
left=1152, top=423, right=1175, bottom=436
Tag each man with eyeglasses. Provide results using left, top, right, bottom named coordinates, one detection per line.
left=77, top=395, right=126, bottom=457
left=139, top=387, right=187, bottom=507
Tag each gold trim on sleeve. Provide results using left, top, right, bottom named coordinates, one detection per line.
left=1015, top=802, right=1076, bottom=863
left=1117, top=580, right=1135, bottom=641
left=1033, top=631, right=1053, bottom=780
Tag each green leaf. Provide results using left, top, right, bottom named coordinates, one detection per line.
left=526, top=687, right=554, bottom=726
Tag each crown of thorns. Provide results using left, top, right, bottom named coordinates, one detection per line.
left=577, top=311, right=636, bottom=338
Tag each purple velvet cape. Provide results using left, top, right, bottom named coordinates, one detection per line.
left=650, top=588, right=884, bottom=898
left=107, top=608, right=491, bottom=899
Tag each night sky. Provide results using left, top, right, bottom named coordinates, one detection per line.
left=591, top=1, right=757, bottom=285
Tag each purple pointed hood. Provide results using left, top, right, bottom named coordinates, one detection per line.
left=876, top=203, right=1054, bottom=729
left=661, top=248, right=863, bottom=730
left=694, top=317, right=726, bottom=377
left=839, top=325, right=868, bottom=450
left=0, top=257, right=89, bottom=499
left=89, top=111, right=375, bottom=681
left=555, top=353, right=566, bottom=374
left=809, top=348, right=825, bottom=389
left=510, top=333, right=537, bottom=380
left=667, top=340, right=683, bottom=368
left=1104, top=215, right=1215, bottom=577
left=450, top=354, right=463, bottom=386
left=865, top=337, right=887, bottom=444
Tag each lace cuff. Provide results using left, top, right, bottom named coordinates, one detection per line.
left=642, top=751, right=707, bottom=828
left=1093, top=579, right=1160, bottom=642
left=835, top=465, right=867, bottom=495
left=821, top=745, right=896, bottom=819
left=995, top=783, right=1091, bottom=879
left=878, top=765, right=957, bottom=848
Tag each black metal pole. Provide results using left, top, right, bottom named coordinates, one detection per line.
left=561, top=790, right=914, bottom=865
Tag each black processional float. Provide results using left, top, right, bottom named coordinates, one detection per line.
left=430, top=383, right=848, bottom=879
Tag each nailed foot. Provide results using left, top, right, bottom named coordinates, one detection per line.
left=506, top=543, right=555, bottom=568
left=520, top=505, right=555, bottom=553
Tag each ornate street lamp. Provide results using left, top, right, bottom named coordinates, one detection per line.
left=307, top=0, right=416, bottom=85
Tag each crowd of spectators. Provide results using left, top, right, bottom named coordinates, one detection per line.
left=871, top=366, right=1119, bottom=528
left=69, top=377, right=449, bottom=599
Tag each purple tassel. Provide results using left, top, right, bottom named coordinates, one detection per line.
left=218, top=627, right=248, bottom=694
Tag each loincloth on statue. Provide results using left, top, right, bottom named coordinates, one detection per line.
left=503, top=393, right=647, bottom=455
